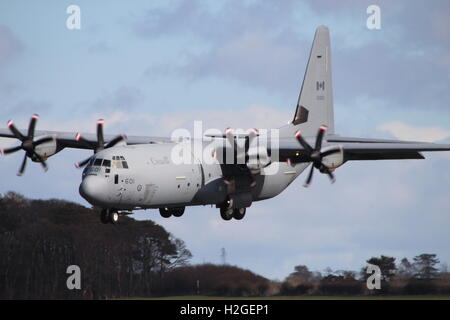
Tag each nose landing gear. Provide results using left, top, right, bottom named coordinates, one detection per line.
left=100, top=209, right=119, bottom=224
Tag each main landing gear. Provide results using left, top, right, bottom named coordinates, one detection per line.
left=100, top=209, right=119, bottom=224
left=159, top=207, right=185, bottom=218
left=219, top=206, right=246, bottom=221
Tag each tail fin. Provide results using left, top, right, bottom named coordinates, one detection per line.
left=281, top=26, right=335, bottom=136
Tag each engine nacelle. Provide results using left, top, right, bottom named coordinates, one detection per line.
left=33, top=135, right=58, bottom=161
left=210, top=138, right=271, bottom=169
left=321, top=145, right=344, bottom=170
left=246, top=146, right=271, bottom=170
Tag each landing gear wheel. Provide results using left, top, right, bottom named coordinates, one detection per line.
left=172, top=207, right=185, bottom=217
left=220, top=206, right=234, bottom=221
left=100, top=209, right=109, bottom=224
left=159, top=207, right=172, bottom=218
left=233, top=208, right=246, bottom=220
left=109, top=211, right=119, bottom=224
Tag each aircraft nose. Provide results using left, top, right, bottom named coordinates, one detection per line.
left=79, top=175, right=107, bottom=206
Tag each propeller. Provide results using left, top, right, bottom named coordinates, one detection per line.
left=74, top=119, right=126, bottom=168
left=222, top=127, right=260, bottom=188
left=1, top=114, right=53, bottom=176
left=224, top=127, right=259, bottom=164
left=293, top=125, right=341, bottom=187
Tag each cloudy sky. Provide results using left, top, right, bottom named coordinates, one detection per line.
left=1, top=0, right=450, bottom=280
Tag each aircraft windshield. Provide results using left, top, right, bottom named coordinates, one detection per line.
left=90, top=158, right=111, bottom=167
left=87, top=156, right=127, bottom=168
left=112, top=156, right=129, bottom=169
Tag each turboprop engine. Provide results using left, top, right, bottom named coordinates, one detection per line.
left=320, top=145, right=344, bottom=170
left=245, top=145, right=271, bottom=170
left=1, top=114, right=59, bottom=175
left=33, top=135, right=58, bottom=160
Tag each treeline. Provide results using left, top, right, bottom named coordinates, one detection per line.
left=0, top=192, right=193, bottom=299
left=0, top=192, right=271, bottom=299
left=279, top=255, right=450, bottom=296
left=163, top=264, right=270, bottom=296
left=1, top=192, right=449, bottom=299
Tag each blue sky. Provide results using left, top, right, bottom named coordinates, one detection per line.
left=1, top=0, right=450, bottom=280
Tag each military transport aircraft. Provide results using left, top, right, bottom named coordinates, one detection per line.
left=1, top=26, right=450, bottom=224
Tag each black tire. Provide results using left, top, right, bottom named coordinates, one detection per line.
left=100, top=209, right=109, bottom=224
left=233, top=208, right=246, bottom=220
left=159, top=207, right=172, bottom=218
left=172, top=207, right=185, bottom=217
left=220, top=206, right=233, bottom=221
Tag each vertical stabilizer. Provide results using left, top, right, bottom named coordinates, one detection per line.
left=281, top=26, right=335, bottom=137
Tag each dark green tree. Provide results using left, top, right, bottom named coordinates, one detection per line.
left=0, top=192, right=193, bottom=299
left=365, top=255, right=397, bottom=281
left=413, top=254, right=440, bottom=279
left=397, top=257, right=414, bottom=277
left=288, top=265, right=315, bottom=283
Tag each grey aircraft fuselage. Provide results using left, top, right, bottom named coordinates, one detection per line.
left=79, top=141, right=307, bottom=211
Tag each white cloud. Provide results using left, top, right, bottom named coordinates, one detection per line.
left=37, top=104, right=291, bottom=137
left=158, top=104, right=291, bottom=132
left=377, top=121, right=450, bottom=142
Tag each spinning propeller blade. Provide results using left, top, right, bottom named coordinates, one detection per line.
left=74, top=119, right=126, bottom=168
left=2, top=115, right=51, bottom=176
left=294, top=126, right=338, bottom=187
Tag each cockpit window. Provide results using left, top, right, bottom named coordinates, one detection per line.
left=102, top=159, right=111, bottom=167
left=111, top=156, right=129, bottom=169
left=93, top=158, right=103, bottom=166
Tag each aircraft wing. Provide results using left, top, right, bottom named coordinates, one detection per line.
left=0, top=128, right=171, bottom=150
left=326, top=135, right=422, bottom=144
left=276, top=136, right=450, bottom=162
left=334, top=142, right=450, bottom=161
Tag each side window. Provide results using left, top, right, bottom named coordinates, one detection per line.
left=122, top=161, right=129, bottom=169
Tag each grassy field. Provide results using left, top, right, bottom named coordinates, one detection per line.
left=132, top=295, right=450, bottom=300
